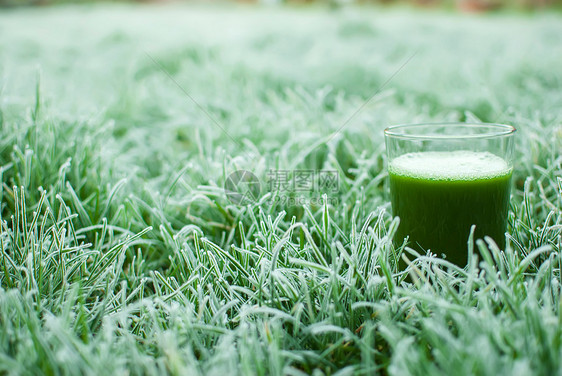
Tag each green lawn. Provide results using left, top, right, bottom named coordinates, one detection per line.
left=0, top=4, right=561, bottom=375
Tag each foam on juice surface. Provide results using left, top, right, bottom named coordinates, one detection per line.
left=389, top=151, right=511, bottom=180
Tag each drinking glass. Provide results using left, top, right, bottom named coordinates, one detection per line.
left=384, top=122, right=516, bottom=267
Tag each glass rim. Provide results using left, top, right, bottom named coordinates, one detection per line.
left=384, top=122, right=516, bottom=140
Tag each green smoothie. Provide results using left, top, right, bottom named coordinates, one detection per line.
left=389, top=151, right=512, bottom=266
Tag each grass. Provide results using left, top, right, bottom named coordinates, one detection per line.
left=0, top=3, right=561, bottom=375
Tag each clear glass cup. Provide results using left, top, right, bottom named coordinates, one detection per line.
left=384, top=122, right=516, bottom=267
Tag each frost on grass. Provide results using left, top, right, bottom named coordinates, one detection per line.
left=0, top=5, right=561, bottom=376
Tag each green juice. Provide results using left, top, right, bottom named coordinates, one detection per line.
left=389, top=151, right=512, bottom=266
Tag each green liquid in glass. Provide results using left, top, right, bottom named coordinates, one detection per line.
left=389, top=151, right=512, bottom=266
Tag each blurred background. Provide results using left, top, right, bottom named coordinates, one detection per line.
left=1, top=0, right=561, bottom=12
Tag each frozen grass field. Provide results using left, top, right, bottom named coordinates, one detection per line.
left=1, top=4, right=562, bottom=375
